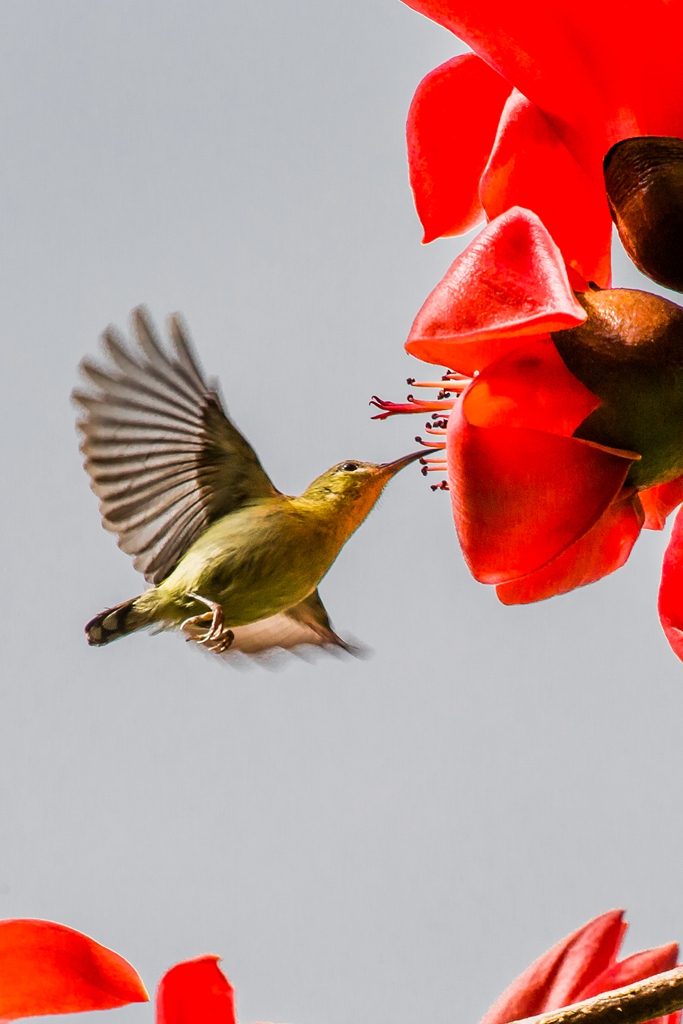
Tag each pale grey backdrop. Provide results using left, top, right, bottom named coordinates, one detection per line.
left=0, top=3, right=681, bottom=1023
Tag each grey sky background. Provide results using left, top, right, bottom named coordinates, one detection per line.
left=0, top=2, right=682, bottom=1023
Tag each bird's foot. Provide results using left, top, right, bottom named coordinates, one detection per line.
left=182, top=593, right=235, bottom=652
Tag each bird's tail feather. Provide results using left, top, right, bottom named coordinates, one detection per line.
left=85, top=597, right=147, bottom=646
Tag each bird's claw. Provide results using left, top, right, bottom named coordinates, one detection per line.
left=209, top=628, right=235, bottom=654
left=182, top=593, right=235, bottom=653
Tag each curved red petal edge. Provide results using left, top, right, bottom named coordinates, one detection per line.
left=407, top=53, right=511, bottom=240
left=480, top=91, right=613, bottom=288
left=577, top=943, right=679, bottom=1002
left=478, top=910, right=626, bottom=1024
left=402, top=0, right=683, bottom=195
left=156, top=955, right=236, bottom=1024
left=462, top=337, right=599, bottom=436
left=447, top=338, right=637, bottom=585
left=398, top=1, right=652, bottom=178
left=0, top=918, right=148, bottom=1022
left=640, top=475, right=683, bottom=530
left=405, top=207, right=586, bottom=372
left=496, top=491, right=643, bottom=604
left=658, top=505, right=683, bottom=663
left=448, top=409, right=636, bottom=584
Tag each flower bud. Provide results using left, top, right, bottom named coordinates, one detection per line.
left=604, top=136, right=683, bottom=293
left=552, top=287, right=683, bottom=489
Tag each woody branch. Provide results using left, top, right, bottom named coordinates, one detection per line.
left=510, top=966, right=683, bottom=1024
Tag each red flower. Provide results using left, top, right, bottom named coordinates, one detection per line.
left=0, top=919, right=148, bottom=1021
left=373, top=208, right=683, bottom=660
left=480, top=910, right=680, bottom=1024
left=156, top=954, right=278, bottom=1024
left=156, top=950, right=278, bottom=1024
left=403, top=0, right=683, bottom=287
left=0, top=919, right=273, bottom=1024
left=156, top=956, right=240, bottom=1024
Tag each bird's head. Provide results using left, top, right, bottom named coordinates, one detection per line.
left=301, top=450, right=424, bottom=524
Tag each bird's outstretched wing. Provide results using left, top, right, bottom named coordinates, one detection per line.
left=181, top=589, right=361, bottom=662
left=73, top=306, right=279, bottom=585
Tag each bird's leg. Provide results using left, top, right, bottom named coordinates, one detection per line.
left=181, top=593, right=234, bottom=652
left=185, top=592, right=224, bottom=640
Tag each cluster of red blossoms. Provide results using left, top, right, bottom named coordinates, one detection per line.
left=0, top=910, right=677, bottom=1023
left=376, top=0, right=683, bottom=660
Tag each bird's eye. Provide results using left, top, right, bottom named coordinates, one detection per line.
left=341, top=462, right=359, bottom=472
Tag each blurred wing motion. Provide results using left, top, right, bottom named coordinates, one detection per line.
left=181, top=590, right=359, bottom=661
left=73, top=306, right=279, bottom=585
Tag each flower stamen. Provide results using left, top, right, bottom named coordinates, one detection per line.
left=369, top=395, right=456, bottom=419
left=372, top=369, right=472, bottom=492
left=414, top=435, right=447, bottom=449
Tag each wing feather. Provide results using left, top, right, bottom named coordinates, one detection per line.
left=73, top=306, right=279, bottom=584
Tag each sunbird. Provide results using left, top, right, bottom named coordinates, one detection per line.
left=74, top=307, right=423, bottom=660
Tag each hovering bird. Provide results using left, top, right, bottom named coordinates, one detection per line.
left=73, top=307, right=423, bottom=660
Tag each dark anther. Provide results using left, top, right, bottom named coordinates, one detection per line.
left=421, top=465, right=429, bottom=476
left=438, top=389, right=452, bottom=400
left=406, top=377, right=415, bottom=385
left=415, top=435, right=422, bottom=443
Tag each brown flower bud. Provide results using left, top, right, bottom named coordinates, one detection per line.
left=553, top=287, right=683, bottom=489
left=604, top=136, right=683, bottom=293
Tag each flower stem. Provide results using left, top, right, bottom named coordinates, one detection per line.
left=511, top=967, right=683, bottom=1024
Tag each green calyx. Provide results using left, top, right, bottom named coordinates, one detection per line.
left=552, top=288, right=683, bottom=489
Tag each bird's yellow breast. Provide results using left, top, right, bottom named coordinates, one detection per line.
left=153, top=496, right=350, bottom=626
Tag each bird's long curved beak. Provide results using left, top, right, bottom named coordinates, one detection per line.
left=379, top=449, right=425, bottom=476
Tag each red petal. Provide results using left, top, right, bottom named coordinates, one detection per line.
left=496, top=490, right=643, bottom=604
left=405, top=207, right=586, bottom=372
left=407, top=53, right=511, bottom=241
left=448, top=419, right=636, bottom=584
left=640, top=476, right=683, bottom=531
left=479, top=910, right=626, bottom=1024
left=578, top=943, right=679, bottom=1002
left=0, top=919, right=148, bottom=1022
left=462, top=337, right=599, bottom=435
left=156, top=956, right=236, bottom=1024
left=480, top=91, right=613, bottom=287
left=658, top=506, right=683, bottom=662
left=447, top=339, right=637, bottom=585
left=400, top=1, right=652, bottom=178
left=641, top=5, right=683, bottom=144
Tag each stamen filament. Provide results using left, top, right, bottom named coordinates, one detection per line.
left=407, top=379, right=469, bottom=392
left=372, top=368, right=472, bottom=490
left=414, top=436, right=447, bottom=449
left=370, top=396, right=456, bottom=420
